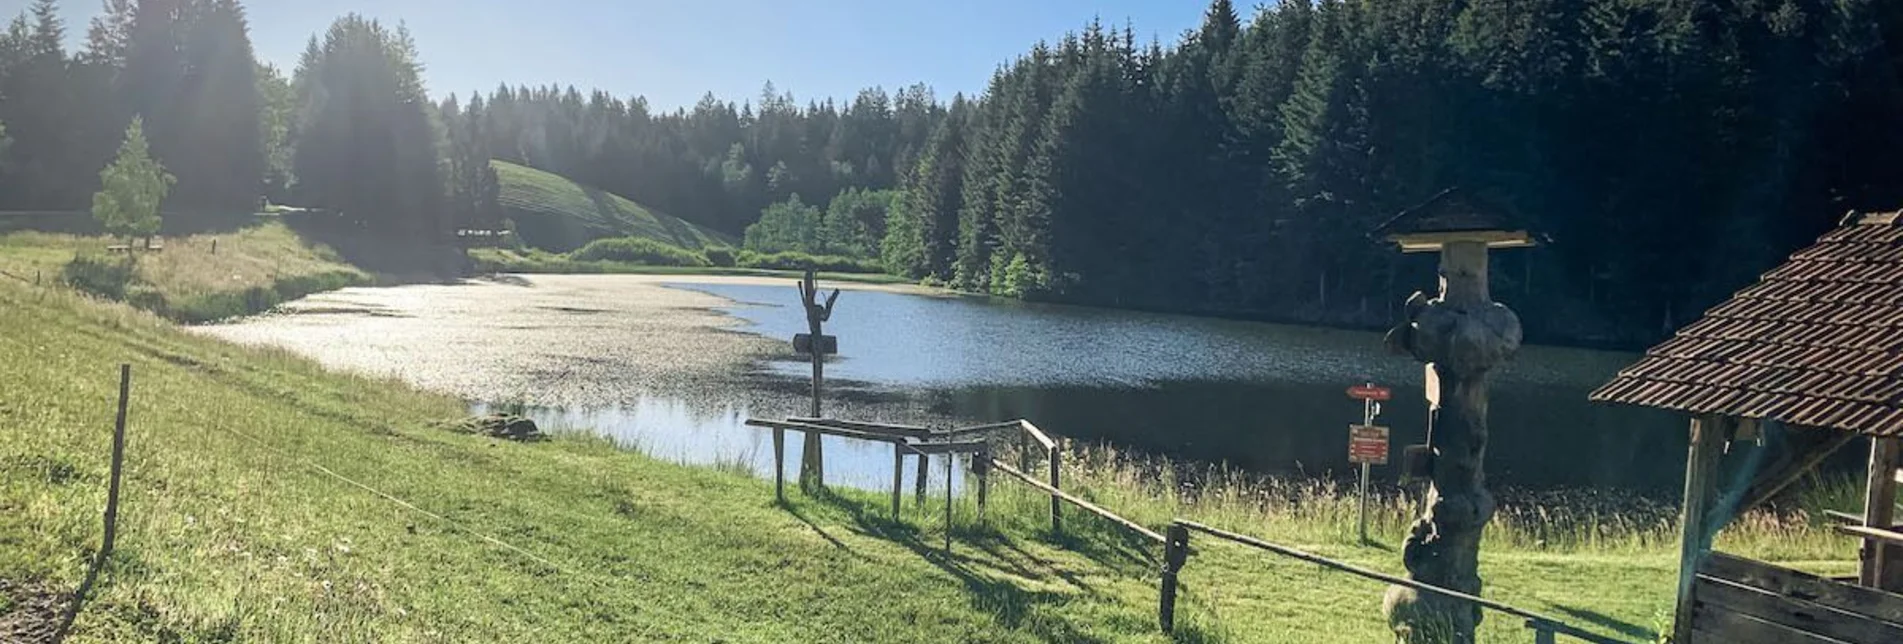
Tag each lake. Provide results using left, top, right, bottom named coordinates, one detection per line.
left=198, top=274, right=1685, bottom=494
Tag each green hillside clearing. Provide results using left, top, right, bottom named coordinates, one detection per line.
left=493, top=160, right=731, bottom=252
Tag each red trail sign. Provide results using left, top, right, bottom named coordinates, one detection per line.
left=1347, top=384, right=1392, bottom=401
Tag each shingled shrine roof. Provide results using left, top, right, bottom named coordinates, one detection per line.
left=1373, top=188, right=1545, bottom=252
left=1590, top=210, right=1903, bottom=437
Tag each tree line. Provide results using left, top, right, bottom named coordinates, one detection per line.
left=879, top=0, right=1903, bottom=346
left=3, top=0, right=1900, bottom=347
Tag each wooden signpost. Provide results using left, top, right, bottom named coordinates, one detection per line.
left=1347, top=382, right=1390, bottom=543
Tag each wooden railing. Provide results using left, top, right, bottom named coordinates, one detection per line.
left=746, top=416, right=1630, bottom=642
left=1163, top=520, right=1632, bottom=643
left=744, top=417, right=1144, bottom=543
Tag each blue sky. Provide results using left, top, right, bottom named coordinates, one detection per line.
left=19, top=0, right=1212, bottom=110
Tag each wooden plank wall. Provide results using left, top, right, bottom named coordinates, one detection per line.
left=1687, top=552, right=1903, bottom=644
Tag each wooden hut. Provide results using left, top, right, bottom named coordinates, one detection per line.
left=1591, top=210, right=1903, bottom=643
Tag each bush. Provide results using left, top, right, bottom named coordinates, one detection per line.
left=171, top=270, right=367, bottom=323
left=568, top=237, right=708, bottom=267
left=124, top=283, right=169, bottom=315
left=62, top=254, right=137, bottom=300
left=702, top=247, right=736, bottom=267
left=735, top=250, right=884, bottom=273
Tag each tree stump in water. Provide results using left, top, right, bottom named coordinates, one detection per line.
left=1380, top=240, right=1521, bottom=643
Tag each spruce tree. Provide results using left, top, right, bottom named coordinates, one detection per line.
left=92, top=116, right=174, bottom=245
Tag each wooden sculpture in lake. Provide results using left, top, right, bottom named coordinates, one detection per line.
left=1376, top=189, right=1540, bottom=642
left=796, top=269, right=840, bottom=490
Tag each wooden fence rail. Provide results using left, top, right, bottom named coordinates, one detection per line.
left=1165, top=520, right=1631, bottom=643
left=990, top=460, right=1164, bottom=544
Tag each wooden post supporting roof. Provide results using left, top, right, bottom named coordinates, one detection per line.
left=1863, top=437, right=1903, bottom=592
left=1676, top=415, right=1725, bottom=639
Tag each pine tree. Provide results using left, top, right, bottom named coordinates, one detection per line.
left=93, top=116, right=174, bottom=245
left=291, top=14, right=444, bottom=237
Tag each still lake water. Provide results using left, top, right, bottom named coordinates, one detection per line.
left=202, top=275, right=1684, bottom=494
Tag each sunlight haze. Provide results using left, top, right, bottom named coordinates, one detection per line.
left=25, top=0, right=1206, bottom=108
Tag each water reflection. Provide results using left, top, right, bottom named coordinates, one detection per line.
left=676, top=282, right=1686, bottom=492
left=201, top=274, right=1692, bottom=496
left=473, top=396, right=967, bottom=493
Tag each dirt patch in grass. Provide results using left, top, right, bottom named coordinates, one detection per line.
left=0, top=578, right=66, bottom=644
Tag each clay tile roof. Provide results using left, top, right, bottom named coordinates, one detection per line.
left=1590, top=209, right=1903, bottom=437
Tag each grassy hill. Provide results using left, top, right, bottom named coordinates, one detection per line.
left=0, top=222, right=370, bottom=323
left=494, top=161, right=731, bottom=253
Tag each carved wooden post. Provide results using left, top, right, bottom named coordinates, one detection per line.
left=1382, top=241, right=1519, bottom=642
left=1375, top=190, right=1537, bottom=644
left=796, top=270, right=839, bottom=491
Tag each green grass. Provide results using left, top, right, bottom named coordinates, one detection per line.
left=470, top=247, right=913, bottom=285
left=494, top=161, right=732, bottom=252
left=0, top=258, right=1863, bottom=642
left=0, top=222, right=371, bottom=323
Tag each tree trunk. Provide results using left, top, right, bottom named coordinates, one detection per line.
left=1381, top=241, right=1521, bottom=643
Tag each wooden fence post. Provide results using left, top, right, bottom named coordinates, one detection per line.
left=976, top=446, right=990, bottom=524
left=1160, top=523, right=1190, bottom=633
left=58, top=364, right=132, bottom=641
left=944, top=452, right=954, bottom=554
left=772, top=427, right=785, bottom=503
left=891, top=443, right=904, bottom=519
left=917, top=449, right=929, bottom=506
left=1049, top=438, right=1063, bottom=535
left=102, top=364, right=131, bottom=554
left=1527, top=621, right=1556, bottom=644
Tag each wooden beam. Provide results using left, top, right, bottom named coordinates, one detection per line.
left=1701, top=551, right=1903, bottom=625
left=937, top=420, right=1027, bottom=439
left=1694, top=575, right=1903, bottom=644
left=1826, top=509, right=1900, bottom=529
left=1738, top=428, right=1860, bottom=513
left=1838, top=525, right=1903, bottom=548
left=1863, top=436, right=1903, bottom=592
left=744, top=419, right=907, bottom=445
left=787, top=417, right=936, bottom=440
left=1390, top=230, right=1537, bottom=253
left=1678, top=415, right=1727, bottom=640
left=907, top=440, right=990, bottom=455
left=1019, top=420, right=1057, bottom=451
left=1691, top=605, right=1844, bottom=644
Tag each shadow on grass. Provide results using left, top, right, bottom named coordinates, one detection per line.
left=781, top=500, right=873, bottom=563
left=805, top=487, right=1126, bottom=643
left=1550, top=604, right=1655, bottom=641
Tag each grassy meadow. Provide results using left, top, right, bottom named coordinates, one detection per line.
left=0, top=221, right=369, bottom=323
left=493, top=160, right=731, bottom=252
left=0, top=229, right=1866, bottom=642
